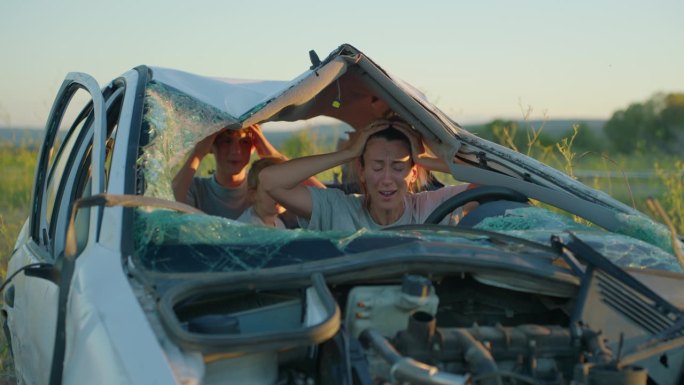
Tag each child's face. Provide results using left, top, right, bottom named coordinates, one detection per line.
left=212, top=130, right=253, bottom=176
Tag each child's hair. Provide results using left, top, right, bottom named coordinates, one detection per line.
left=247, top=157, right=286, bottom=190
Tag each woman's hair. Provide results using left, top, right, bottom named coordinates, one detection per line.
left=247, top=157, right=285, bottom=190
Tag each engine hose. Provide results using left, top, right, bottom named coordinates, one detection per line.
left=359, top=328, right=470, bottom=385
left=450, top=329, right=502, bottom=385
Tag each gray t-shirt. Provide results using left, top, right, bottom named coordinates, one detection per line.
left=187, top=175, right=249, bottom=219
left=236, top=206, right=286, bottom=229
left=300, top=185, right=469, bottom=232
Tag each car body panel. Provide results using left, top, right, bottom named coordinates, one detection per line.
left=6, top=240, right=58, bottom=385
left=62, top=243, right=177, bottom=385
left=6, top=71, right=109, bottom=385
left=629, top=268, right=684, bottom=308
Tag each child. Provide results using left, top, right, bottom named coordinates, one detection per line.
left=237, top=157, right=288, bottom=228
left=172, top=125, right=284, bottom=219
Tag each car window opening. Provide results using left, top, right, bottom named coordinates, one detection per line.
left=133, top=76, right=683, bottom=274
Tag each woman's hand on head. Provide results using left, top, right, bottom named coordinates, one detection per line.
left=344, top=120, right=392, bottom=157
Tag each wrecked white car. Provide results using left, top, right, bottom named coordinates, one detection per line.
left=2, top=44, right=684, bottom=385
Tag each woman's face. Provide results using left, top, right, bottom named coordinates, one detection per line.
left=359, top=137, right=417, bottom=213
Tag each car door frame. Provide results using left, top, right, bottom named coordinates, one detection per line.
left=5, top=72, right=107, bottom=385
left=31, top=72, right=107, bottom=250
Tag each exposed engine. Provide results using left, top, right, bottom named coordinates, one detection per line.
left=317, top=274, right=637, bottom=385
left=169, top=273, right=657, bottom=385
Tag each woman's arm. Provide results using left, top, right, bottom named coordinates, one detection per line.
left=249, top=124, right=325, bottom=188
left=259, top=150, right=353, bottom=218
left=260, top=123, right=388, bottom=218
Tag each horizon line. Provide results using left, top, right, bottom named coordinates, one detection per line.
left=0, top=116, right=609, bottom=131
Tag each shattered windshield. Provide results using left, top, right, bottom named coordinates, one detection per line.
left=133, top=208, right=682, bottom=274
left=139, top=81, right=237, bottom=200
left=473, top=207, right=682, bottom=272
left=133, top=209, right=410, bottom=272
left=134, top=80, right=683, bottom=276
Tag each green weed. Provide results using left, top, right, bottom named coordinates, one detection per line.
left=487, top=118, right=683, bottom=235
left=654, top=160, right=684, bottom=234
left=0, top=142, right=35, bottom=384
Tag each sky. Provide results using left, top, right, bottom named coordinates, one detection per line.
left=1, top=0, right=682, bottom=129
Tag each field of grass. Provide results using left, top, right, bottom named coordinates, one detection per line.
left=0, top=130, right=682, bottom=382
left=479, top=122, right=684, bottom=233
left=0, top=143, right=35, bottom=273
left=0, top=142, right=35, bottom=383
left=554, top=152, right=683, bottom=222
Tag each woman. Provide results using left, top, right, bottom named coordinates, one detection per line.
left=260, top=119, right=470, bottom=232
